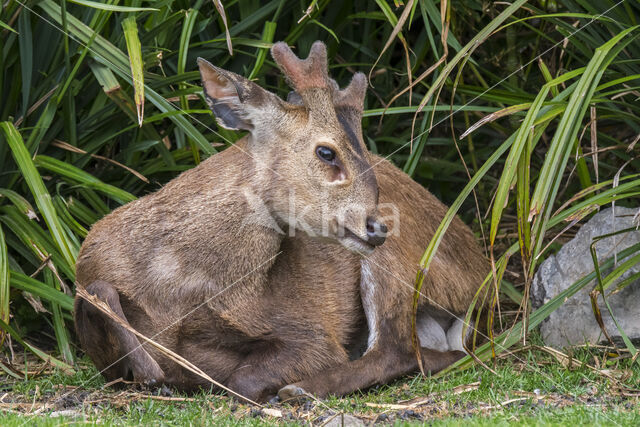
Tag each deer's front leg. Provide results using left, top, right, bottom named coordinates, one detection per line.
left=278, top=320, right=465, bottom=400
left=278, top=346, right=409, bottom=401
left=226, top=335, right=350, bottom=403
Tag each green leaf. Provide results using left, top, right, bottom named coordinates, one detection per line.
left=122, top=16, right=145, bottom=126
left=54, top=196, right=88, bottom=238
left=1, top=122, right=77, bottom=268
left=178, top=8, right=201, bottom=164
left=0, top=225, right=8, bottom=324
left=68, top=0, right=159, bottom=12
left=248, top=21, right=277, bottom=80
left=44, top=268, right=74, bottom=363
left=0, top=19, right=18, bottom=34
left=0, top=317, right=75, bottom=374
left=34, top=155, right=136, bottom=204
left=1, top=206, right=76, bottom=281
left=308, top=19, right=339, bottom=43
left=0, top=188, right=38, bottom=220
left=18, top=10, right=33, bottom=119
left=10, top=271, right=74, bottom=312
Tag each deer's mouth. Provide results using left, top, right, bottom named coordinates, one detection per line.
left=339, top=227, right=375, bottom=255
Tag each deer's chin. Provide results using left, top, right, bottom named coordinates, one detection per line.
left=338, top=235, right=375, bottom=255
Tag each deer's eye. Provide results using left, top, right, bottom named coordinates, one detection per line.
left=316, top=146, right=336, bottom=163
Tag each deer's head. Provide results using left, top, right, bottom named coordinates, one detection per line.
left=198, top=41, right=386, bottom=254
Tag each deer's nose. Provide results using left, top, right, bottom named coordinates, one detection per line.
left=366, top=217, right=387, bottom=247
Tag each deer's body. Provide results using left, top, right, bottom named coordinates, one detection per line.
left=76, top=139, right=365, bottom=400
left=74, top=41, right=488, bottom=402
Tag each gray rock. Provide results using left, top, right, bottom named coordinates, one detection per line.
left=323, top=413, right=364, bottom=427
left=531, top=206, right=640, bottom=348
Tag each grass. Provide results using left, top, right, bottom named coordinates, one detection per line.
left=1, top=339, right=639, bottom=425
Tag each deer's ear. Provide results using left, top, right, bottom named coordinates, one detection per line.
left=198, top=58, right=274, bottom=131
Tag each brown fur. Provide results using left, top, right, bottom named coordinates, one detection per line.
left=279, top=155, right=489, bottom=399
left=74, top=41, right=489, bottom=402
left=75, top=139, right=366, bottom=401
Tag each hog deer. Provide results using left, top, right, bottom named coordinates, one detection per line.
left=274, top=52, right=488, bottom=400
left=74, top=41, right=488, bottom=403
left=75, top=41, right=384, bottom=402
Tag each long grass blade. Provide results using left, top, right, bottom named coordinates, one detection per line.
left=121, top=16, right=145, bottom=126
left=0, top=225, right=8, bottom=326
left=0, top=19, right=18, bottom=34
left=10, top=271, right=74, bottom=312
left=34, top=155, right=136, bottom=204
left=1, top=122, right=77, bottom=268
left=0, top=188, right=38, bottom=220
left=68, top=0, right=159, bottom=12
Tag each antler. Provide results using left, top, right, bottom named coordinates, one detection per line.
left=271, top=41, right=330, bottom=91
left=272, top=40, right=369, bottom=112
left=333, top=72, right=367, bottom=112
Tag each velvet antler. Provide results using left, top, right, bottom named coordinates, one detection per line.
left=271, top=41, right=331, bottom=91
left=333, top=72, right=367, bottom=112
left=272, top=41, right=368, bottom=113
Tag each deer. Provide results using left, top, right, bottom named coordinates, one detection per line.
left=275, top=60, right=488, bottom=401
left=74, top=41, right=488, bottom=403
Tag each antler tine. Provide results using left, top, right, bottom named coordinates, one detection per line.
left=271, top=41, right=330, bottom=92
left=333, top=72, right=367, bottom=112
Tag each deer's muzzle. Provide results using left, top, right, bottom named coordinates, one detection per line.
left=366, top=217, right=387, bottom=247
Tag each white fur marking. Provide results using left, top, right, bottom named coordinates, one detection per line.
left=360, top=261, right=378, bottom=352
left=150, top=249, right=179, bottom=282
left=446, top=318, right=472, bottom=353
left=416, top=313, right=448, bottom=352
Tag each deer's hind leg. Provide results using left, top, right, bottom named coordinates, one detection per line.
left=74, top=280, right=165, bottom=386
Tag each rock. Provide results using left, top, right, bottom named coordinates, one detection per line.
left=262, top=408, right=282, bottom=418
left=323, top=413, right=365, bottom=427
left=531, top=206, right=640, bottom=348
left=49, top=410, right=85, bottom=418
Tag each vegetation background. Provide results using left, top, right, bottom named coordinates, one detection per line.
left=0, top=0, right=639, bottom=423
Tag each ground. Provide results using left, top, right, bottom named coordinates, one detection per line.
left=1, top=343, right=639, bottom=426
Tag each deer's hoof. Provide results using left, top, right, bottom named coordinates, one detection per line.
left=132, top=358, right=165, bottom=388
left=268, top=395, right=281, bottom=405
left=154, top=384, right=173, bottom=397
left=140, top=379, right=172, bottom=397
left=277, top=384, right=308, bottom=404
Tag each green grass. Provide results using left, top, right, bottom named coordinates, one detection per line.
left=1, top=343, right=639, bottom=425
